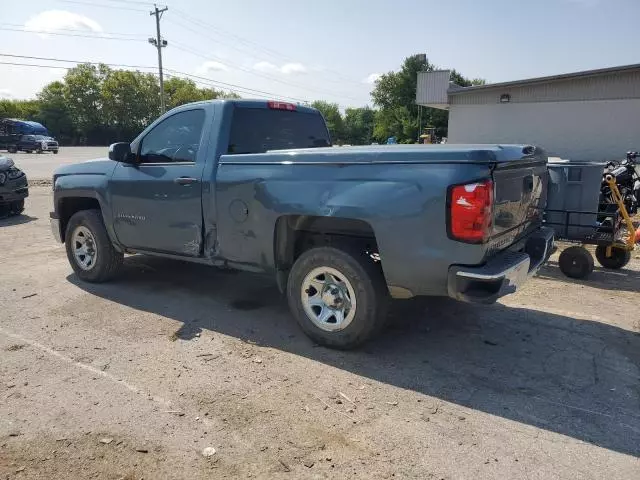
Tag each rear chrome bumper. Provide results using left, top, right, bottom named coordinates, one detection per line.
left=448, top=226, right=554, bottom=304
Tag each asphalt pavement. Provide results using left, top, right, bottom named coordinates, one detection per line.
left=0, top=188, right=639, bottom=479
left=3, top=146, right=108, bottom=180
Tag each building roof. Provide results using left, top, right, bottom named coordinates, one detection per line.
left=448, top=63, right=640, bottom=95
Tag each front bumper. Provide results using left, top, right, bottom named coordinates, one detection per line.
left=0, top=177, right=29, bottom=204
left=447, top=226, right=555, bottom=304
left=50, top=212, right=62, bottom=243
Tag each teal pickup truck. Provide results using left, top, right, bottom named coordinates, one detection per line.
left=50, top=99, right=553, bottom=348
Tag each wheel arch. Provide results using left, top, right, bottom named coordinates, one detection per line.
left=273, top=215, right=383, bottom=292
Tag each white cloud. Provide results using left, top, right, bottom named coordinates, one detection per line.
left=364, top=73, right=382, bottom=84
left=280, top=63, right=307, bottom=75
left=25, top=10, right=102, bottom=35
left=195, top=61, right=229, bottom=74
left=253, top=61, right=307, bottom=75
left=0, top=88, right=14, bottom=99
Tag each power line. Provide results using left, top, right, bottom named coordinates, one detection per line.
left=55, top=0, right=149, bottom=13
left=66, top=0, right=167, bottom=6
left=172, top=8, right=364, bottom=87
left=0, top=61, right=70, bottom=70
left=0, top=53, right=156, bottom=70
left=164, top=69, right=309, bottom=103
left=0, top=23, right=146, bottom=39
left=0, top=56, right=310, bottom=104
left=170, top=41, right=362, bottom=103
left=0, top=26, right=147, bottom=42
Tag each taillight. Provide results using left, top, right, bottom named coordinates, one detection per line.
left=448, top=180, right=494, bottom=243
left=267, top=101, right=296, bottom=111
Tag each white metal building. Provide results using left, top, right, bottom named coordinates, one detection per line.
left=416, top=65, right=640, bottom=161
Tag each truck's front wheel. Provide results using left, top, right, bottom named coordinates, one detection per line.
left=287, top=246, right=388, bottom=349
left=65, top=209, right=123, bottom=282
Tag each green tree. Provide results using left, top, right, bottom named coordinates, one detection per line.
left=102, top=69, right=158, bottom=141
left=311, top=100, right=344, bottom=144
left=371, top=55, right=482, bottom=142
left=0, top=99, right=40, bottom=120
left=164, top=77, right=239, bottom=110
left=343, top=107, right=375, bottom=145
left=62, top=63, right=110, bottom=144
left=37, top=81, right=75, bottom=143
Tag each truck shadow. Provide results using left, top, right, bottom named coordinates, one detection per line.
left=67, top=255, right=640, bottom=458
left=0, top=214, right=37, bottom=226
left=537, top=260, right=640, bottom=293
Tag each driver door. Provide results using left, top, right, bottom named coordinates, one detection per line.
left=110, top=108, right=206, bottom=255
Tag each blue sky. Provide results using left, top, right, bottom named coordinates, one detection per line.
left=0, top=0, right=639, bottom=108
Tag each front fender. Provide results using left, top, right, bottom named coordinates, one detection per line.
left=54, top=173, right=119, bottom=248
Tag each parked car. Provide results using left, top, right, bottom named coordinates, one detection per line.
left=18, top=135, right=59, bottom=154
left=50, top=99, right=553, bottom=349
left=0, top=155, right=28, bottom=217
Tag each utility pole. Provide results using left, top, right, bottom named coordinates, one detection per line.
left=149, top=4, right=168, bottom=113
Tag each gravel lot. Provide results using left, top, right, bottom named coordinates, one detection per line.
left=1, top=188, right=639, bottom=479
left=5, top=147, right=108, bottom=180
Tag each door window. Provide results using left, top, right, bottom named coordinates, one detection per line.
left=140, top=109, right=205, bottom=163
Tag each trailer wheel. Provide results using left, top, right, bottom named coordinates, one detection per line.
left=595, top=245, right=631, bottom=270
left=558, top=246, right=594, bottom=279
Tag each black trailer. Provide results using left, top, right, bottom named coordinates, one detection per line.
left=544, top=160, right=636, bottom=279
left=0, top=118, right=49, bottom=152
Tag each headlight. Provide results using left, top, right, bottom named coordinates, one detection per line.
left=7, top=168, right=24, bottom=180
left=0, top=172, right=6, bottom=184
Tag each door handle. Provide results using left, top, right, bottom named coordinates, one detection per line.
left=174, top=177, right=198, bottom=185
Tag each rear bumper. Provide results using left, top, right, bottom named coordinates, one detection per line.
left=447, top=226, right=554, bottom=304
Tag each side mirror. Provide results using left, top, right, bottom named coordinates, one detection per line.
left=108, top=142, right=135, bottom=163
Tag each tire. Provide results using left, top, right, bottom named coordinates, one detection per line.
left=7, top=146, right=17, bottom=153
left=36, top=147, right=42, bottom=154
left=287, top=246, right=388, bottom=349
left=24, top=150, right=31, bottom=154
left=595, top=245, right=631, bottom=270
left=9, top=200, right=24, bottom=215
left=558, top=246, right=594, bottom=279
left=53, top=150, right=59, bottom=154
left=65, top=209, right=123, bottom=282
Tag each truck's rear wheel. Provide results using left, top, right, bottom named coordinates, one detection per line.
left=287, top=246, right=388, bottom=349
left=65, top=209, right=123, bottom=282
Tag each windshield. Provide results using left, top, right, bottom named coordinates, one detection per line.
left=227, top=107, right=331, bottom=155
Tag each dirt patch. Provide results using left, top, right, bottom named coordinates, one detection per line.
left=27, top=179, right=52, bottom=187
left=0, top=434, right=173, bottom=480
left=5, top=344, right=25, bottom=352
left=0, top=187, right=638, bottom=479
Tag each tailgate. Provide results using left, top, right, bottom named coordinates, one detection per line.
left=489, top=152, right=548, bottom=251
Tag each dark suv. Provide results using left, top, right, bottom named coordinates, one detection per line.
left=18, top=135, right=59, bottom=154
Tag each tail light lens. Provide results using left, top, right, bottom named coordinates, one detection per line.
left=448, top=180, right=494, bottom=243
